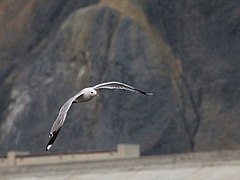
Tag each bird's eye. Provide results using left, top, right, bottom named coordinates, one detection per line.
left=91, top=92, right=93, bottom=94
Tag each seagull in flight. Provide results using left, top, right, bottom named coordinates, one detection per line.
left=46, top=81, right=153, bottom=151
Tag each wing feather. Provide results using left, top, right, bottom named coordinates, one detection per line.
left=93, top=81, right=153, bottom=95
left=46, top=91, right=83, bottom=151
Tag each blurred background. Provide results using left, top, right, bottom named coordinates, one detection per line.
left=0, top=0, right=239, bottom=156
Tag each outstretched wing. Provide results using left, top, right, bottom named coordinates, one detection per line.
left=46, top=92, right=83, bottom=151
left=93, top=81, right=153, bottom=96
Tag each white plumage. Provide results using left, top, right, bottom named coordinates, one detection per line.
left=46, top=81, right=153, bottom=151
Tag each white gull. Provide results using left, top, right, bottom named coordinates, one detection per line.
left=46, top=81, right=153, bottom=151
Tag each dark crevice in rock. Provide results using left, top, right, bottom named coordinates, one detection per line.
left=179, top=75, right=202, bottom=152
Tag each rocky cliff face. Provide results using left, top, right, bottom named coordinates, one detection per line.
left=0, top=0, right=239, bottom=155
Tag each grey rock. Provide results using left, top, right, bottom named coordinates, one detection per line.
left=0, top=0, right=239, bottom=155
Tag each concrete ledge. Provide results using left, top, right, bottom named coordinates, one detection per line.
left=1, top=149, right=240, bottom=180
left=0, top=144, right=140, bottom=167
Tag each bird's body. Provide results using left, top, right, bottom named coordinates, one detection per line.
left=46, top=81, right=153, bottom=151
left=74, top=88, right=98, bottom=102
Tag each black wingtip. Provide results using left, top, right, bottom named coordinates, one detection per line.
left=46, top=128, right=61, bottom=151
left=138, top=89, right=153, bottom=96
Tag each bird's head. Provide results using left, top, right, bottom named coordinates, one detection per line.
left=86, top=88, right=99, bottom=98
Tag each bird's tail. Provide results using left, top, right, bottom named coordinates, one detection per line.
left=46, top=128, right=61, bottom=151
